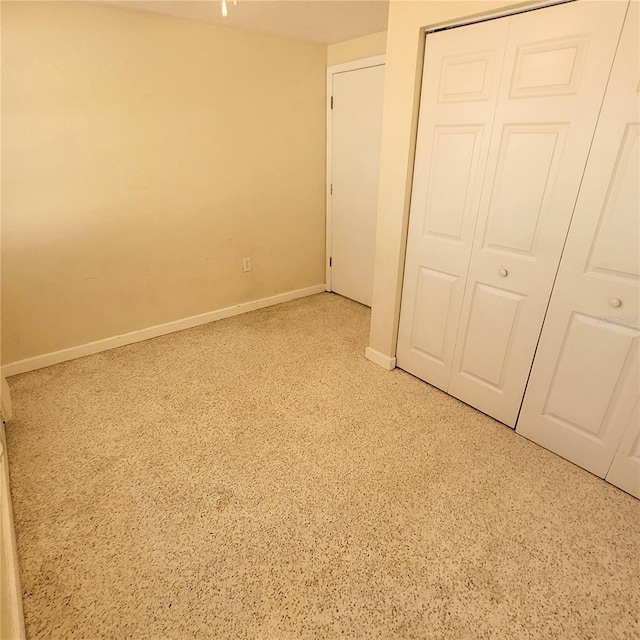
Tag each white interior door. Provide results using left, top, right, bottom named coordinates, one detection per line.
left=516, top=2, right=639, bottom=485
left=396, top=18, right=509, bottom=390
left=330, top=62, right=385, bottom=307
left=446, top=1, right=628, bottom=426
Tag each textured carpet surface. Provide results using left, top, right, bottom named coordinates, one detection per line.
left=6, top=293, right=639, bottom=639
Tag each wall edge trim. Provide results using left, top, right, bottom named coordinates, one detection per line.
left=0, top=422, right=27, bottom=640
left=3, top=284, right=327, bottom=377
left=364, top=346, right=396, bottom=371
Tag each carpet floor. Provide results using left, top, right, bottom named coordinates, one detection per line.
left=6, top=293, right=639, bottom=639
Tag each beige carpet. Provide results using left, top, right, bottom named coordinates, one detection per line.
left=6, top=293, right=639, bottom=639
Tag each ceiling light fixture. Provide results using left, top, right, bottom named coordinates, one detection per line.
left=221, top=0, right=238, bottom=17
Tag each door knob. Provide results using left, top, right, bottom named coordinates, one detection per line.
left=609, top=298, right=622, bottom=308
left=499, top=268, right=508, bottom=277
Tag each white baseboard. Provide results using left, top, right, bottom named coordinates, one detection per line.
left=365, top=346, right=396, bottom=371
left=0, top=423, right=26, bottom=640
left=3, top=284, right=326, bottom=377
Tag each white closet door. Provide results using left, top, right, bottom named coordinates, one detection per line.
left=447, top=1, right=629, bottom=426
left=517, top=2, right=639, bottom=481
left=396, top=19, right=508, bottom=390
left=331, top=63, right=385, bottom=307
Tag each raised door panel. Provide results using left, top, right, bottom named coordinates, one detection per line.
left=539, top=314, right=639, bottom=473
left=457, top=283, right=524, bottom=390
left=448, top=1, right=628, bottom=426
left=544, top=316, right=636, bottom=437
left=586, top=124, right=639, bottom=281
left=422, top=126, right=482, bottom=241
left=396, top=19, right=509, bottom=391
left=606, top=401, right=640, bottom=499
left=409, top=268, right=458, bottom=364
left=517, top=2, right=639, bottom=478
left=439, top=52, right=497, bottom=103
left=509, top=35, right=589, bottom=98
left=522, top=306, right=639, bottom=478
left=482, top=124, right=567, bottom=256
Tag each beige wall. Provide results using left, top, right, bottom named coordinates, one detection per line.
left=368, top=0, right=542, bottom=360
left=327, top=30, right=387, bottom=66
left=1, top=1, right=326, bottom=364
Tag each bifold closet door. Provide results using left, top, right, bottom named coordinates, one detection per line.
left=516, top=2, right=639, bottom=495
left=397, top=0, right=629, bottom=428
left=446, top=1, right=628, bottom=426
left=396, top=19, right=509, bottom=390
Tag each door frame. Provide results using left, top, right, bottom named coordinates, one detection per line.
left=325, top=54, right=386, bottom=292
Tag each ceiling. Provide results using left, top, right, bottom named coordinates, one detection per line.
left=107, top=1, right=390, bottom=44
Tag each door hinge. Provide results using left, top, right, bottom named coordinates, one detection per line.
left=329, top=257, right=332, bottom=267
left=330, top=184, right=333, bottom=195
left=331, top=96, right=333, bottom=109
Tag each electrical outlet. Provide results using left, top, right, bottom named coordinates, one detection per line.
left=242, top=257, right=252, bottom=272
